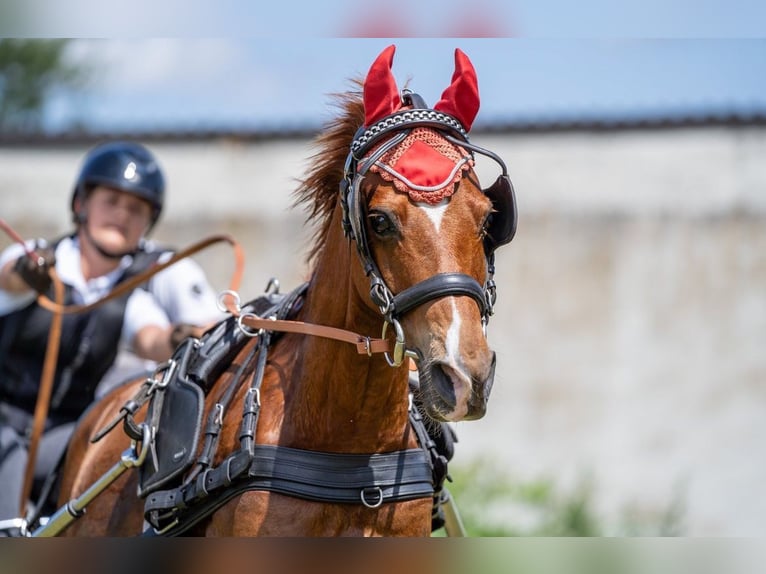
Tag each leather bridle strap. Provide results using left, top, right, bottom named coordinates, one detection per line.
left=234, top=314, right=392, bottom=356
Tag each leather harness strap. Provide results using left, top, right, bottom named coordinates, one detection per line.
left=235, top=314, right=393, bottom=356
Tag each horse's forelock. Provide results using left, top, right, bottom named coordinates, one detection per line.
left=293, top=84, right=365, bottom=264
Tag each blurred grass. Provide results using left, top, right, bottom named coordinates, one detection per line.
left=434, top=456, right=686, bottom=537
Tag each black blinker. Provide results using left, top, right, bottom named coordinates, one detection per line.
left=482, top=174, right=517, bottom=254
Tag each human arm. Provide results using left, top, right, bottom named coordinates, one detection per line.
left=139, top=253, right=225, bottom=360
left=148, top=253, right=227, bottom=326
left=131, top=322, right=210, bottom=362
left=123, top=255, right=224, bottom=362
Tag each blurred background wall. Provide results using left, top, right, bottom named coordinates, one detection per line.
left=2, top=120, right=764, bottom=535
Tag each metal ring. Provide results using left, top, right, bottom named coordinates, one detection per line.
left=217, top=290, right=241, bottom=313
left=360, top=487, right=384, bottom=509
left=382, top=319, right=406, bottom=367
left=237, top=313, right=263, bottom=338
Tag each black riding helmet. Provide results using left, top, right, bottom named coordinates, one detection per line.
left=71, top=141, right=165, bottom=229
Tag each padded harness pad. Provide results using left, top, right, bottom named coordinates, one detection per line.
left=136, top=290, right=300, bottom=498
left=138, top=339, right=205, bottom=497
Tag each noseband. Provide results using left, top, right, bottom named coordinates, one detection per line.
left=340, top=91, right=517, bottom=366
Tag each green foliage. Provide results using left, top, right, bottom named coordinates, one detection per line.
left=435, top=457, right=686, bottom=537
left=0, top=39, right=90, bottom=132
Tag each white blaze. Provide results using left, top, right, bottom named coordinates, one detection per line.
left=420, top=199, right=449, bottom=233
left=420, top=199, right=463, bottom=366
left=445, top=299, right=462, bottom=366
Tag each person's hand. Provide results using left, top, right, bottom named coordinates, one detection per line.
left=12, top=247, right=56, bottom=294
left=169, top=323, right=204, bottom=348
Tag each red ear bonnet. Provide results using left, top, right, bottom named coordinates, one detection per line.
left=433, top=48, right=480, bottom=131
left=363, top=44, right=401, bottom=127
left=363, top=45, right=480, bottom=131
left=361, top=46, right=480, bottom=204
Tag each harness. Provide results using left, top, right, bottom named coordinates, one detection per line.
left=96, top=284, right=449, bottom=536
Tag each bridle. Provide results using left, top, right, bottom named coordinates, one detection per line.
left=340, top=90, right=518, bottom=366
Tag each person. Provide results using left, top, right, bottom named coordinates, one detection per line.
left=0, top=141, right=225, bottom=526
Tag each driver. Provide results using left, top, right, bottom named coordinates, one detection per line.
left=0, top=141, right=225, bottom=525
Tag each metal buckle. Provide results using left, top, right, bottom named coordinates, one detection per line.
left=362, top=337, right=373, bottom=357
left=145, top=360, right=177, bottom=395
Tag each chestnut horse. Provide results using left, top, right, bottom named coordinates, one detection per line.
left=54, top=44, right=516, bottom=537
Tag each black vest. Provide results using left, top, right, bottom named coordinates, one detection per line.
left=0, top=237, right=165, bottom=422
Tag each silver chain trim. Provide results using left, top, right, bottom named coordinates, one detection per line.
left=350, top=110, right=468, bottom=154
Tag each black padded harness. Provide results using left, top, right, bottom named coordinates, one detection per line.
left=94, top=283, right=449, bottom=536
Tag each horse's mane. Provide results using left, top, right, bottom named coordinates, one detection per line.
left=292, top=80, right=365, bottom=265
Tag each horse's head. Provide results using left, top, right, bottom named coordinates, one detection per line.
left=341, top=45, right=517, bottom=422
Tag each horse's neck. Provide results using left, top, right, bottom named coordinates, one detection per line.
left=279, top=230, right=413, bottom=452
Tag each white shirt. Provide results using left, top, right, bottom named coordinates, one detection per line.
left=0, top=235, right=225, bottom=349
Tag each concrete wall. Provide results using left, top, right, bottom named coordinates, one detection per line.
left=1, top=125, right=764, bottom=535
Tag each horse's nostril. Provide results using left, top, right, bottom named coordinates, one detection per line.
left=429, top=363, right=457, bottom=407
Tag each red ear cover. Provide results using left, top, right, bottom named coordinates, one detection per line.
left=363, top=44, right=401, bottom=126
left=433, top=48, right=480, bottom=131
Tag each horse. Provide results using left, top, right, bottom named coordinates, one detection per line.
left=54, top=44, right=517, bottom=537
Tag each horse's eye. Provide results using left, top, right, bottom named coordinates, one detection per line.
left=368, top=212, right=396, bottom=236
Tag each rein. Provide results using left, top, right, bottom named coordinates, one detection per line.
left=218, top=291, right=392, bottom=356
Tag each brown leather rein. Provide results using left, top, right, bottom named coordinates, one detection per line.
left=0, top=218, right=393, bottom=520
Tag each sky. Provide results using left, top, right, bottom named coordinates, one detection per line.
left=2, top=1, right=765, bottom=133
left=41, top=38, right=766, bottom=133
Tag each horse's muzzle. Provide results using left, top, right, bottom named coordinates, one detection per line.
left=421, top=351, right=496, bottom=422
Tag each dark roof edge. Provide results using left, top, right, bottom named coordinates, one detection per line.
left=1, top=112, right=765, bottom=146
